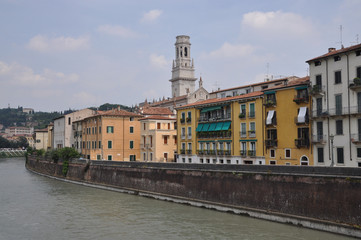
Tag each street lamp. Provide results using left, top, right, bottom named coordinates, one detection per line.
left=329, top=134, right=334, bottom=167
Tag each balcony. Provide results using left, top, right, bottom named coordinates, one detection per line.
left=181, top=134, right=186, bottom=140
left=312, top=135, right=326, bottom=144
left=240, top=131, right=247, bottom=138
left=293, top=95, right=309, bottom=104
left=186, top=117, right=192, bottom=123
left=263, top=99, right=277, bottom=107
left=349, top=106, right=361, bottom=116
left=328, top=107, right=349, bottom=117
left=239, top=112, right=246, bottom=119
left=266, top=118, right=277, bottom=126
left=294, top=116, right=309, bottom=125
left=180, top=118, right=185, bottom=124
left=265, top=139, right=278, bottom=148
left=311, top=109, right=329, bottom=118
left=197, top=131, right=232, bottom=139
left=248, top=111, right=255, bottom=118
left=186, top=150, right=192, bottom=154
left=247, top=150, right=256, bottom=157
left=295, top=138, right=310, bottom=148
left=248, top=130, right=256, bottom=138
left=310, top=85, right=325, bottom=96
left=180, top=149, right=185, bottom=154
left=218, top=150, right=231, bottom=156
left=240, top=150, right=247, bottom=157
left=349, top=78, right=361, bottom=91
left=199, top=113, right=231, bottom=123
left=187, top=134, right=192, bottom=139
left=351, top=134, right=361, bottom=144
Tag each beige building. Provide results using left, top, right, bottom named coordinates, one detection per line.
left=35, top=128, right=48, bottom=150
left=140, top=116, right=177, bottom=162
left=81, top=108, right=142, bottom=161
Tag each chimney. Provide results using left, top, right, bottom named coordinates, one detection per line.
left=328, top=47, right=336, bottom=53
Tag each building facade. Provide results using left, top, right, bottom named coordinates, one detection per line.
left=35, top=128, right=48, bottom=150
left=140, top=116, right=177, bottom=162
left=307, top=43, right=361, bottom=167
left=80, top=109, right=142, bottom=161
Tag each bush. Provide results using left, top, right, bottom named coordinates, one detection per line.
left=59, top=147, right=80, bottom=161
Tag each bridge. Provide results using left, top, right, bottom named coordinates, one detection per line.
left=0, top=148, right=26, bottom=158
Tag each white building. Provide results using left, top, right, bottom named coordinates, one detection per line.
left=5, top=126, right=34, bottom=136
left=53, top=109, right=96, bottom=149
left=307, top=43, right=361, bottom=167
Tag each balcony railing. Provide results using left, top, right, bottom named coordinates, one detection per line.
left=180, top=118, right=185, bottom=124
left=186, top=150, right=192, bottom=154
left=187, top=134, right=192, bottom=139
left=263, top=99, right=277, bottom=107
left=294, top=116, right=309, bottom=125
left=197, top=131, right=232, bottom=139
left=186, top=117, right=192, bottom=123
left=181, top=134, right=186, bottom=140
left=239, top=112, right=246, bottom=119
left=265, top=139, right=278, bottom=148
left=293, top=95, right=309, bottom=104
left=197, top=149, right=231, bottom=156
left=247, top=150, right=256, bottom=157
left=312, top=135, right=326, bottom=144
left=199, top=113, right=231, bottom=123
left=180, top=149, right=185, bottom=154
left=295, top=138, right=310, bottom=148
left=310, top=85, right=325, bottom=96
left=328, top=107, right=349, bottom=116
left=248, top=131, right=256, bottom=138
left=349, top=78, right=361, bottom=90
left=266, top=118, right=277, bottom=126
left=311, top=109, right=329, bottom=118
left=240, top=131, right=247, bottom=138
left=248, top=111, right=255, bottom=118
left=240, top=150, right=247, bottom=157
left=349, top=106, right=361, bottom=115
left=351, top=134, right=361, bottom=144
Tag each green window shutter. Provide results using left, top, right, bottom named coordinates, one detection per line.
left=130, top=126, right=134, bottom=133
left=108, top=141, right=112, bottom=149
left=130, top=141, right=134, bottom=149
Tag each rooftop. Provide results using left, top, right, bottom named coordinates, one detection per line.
left=307, top=43, right=361, bottom=62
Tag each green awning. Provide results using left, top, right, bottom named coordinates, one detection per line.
left=239, top=139, right=258, bottom=142
left=208, top=123, right=217, bottom=131
left=202, top=123, right=210, bottom=132
left=200, top=106, right=222, bottom=113
left=196, top=124, right=204, bottom=132
left=215, top=122, right=224, bottom=131
left=221, top=121, right=231, bottom=130
left=218, top=140, right=232, bottom=142
left=265, top=91, right=276, bottom=94
left=295, top=86, right=308, bottom=90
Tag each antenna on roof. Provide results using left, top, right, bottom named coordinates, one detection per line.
left=336, top=25, right=343, bottom=48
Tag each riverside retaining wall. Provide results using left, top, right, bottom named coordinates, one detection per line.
left=26, top=156, right=361, bottom=238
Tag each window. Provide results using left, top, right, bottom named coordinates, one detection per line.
left=130, top=126, right=134, bottom=133
left=99, top=126, right=101, bottom=133
left=315, top=60, right=321, bottom=66
left=335, top=95, right=342, bottom=115
left=270, top=149, right=275, bottom=158
left=94, top=141, right=97, bottom=149
left=357, top=148, right=361, bottom=158
left=108, top=141, right=112, bottom=149
left=233, top=91, right=237, bottom=96
left=357, top=66, right=361, bottom=78
left=249, top=122, right=256, bottom=137
left=181, top=128, right=185, bottom=138
left=97, top=155, right=101, bottom=160
left=130, top=117, right=134, bottom=121
left=337, top=148, right=344, bottom=164
left=130, top=155, right=136, bottom=161
left=188, top=127, right=192, bottom=138
left=336, top=120, right=343, bottom=135
left=221, top=93, right=226, bottom=98
left=241, top=123, right=247, bottom=137
left=270, top=160, right=276, bottom=165
left=249, top=103, right=255, bottom=118
left=335, top=71, right=342, bottom=84
left=157, top=123, right=161, bottom=129
left=187, top=111, right=192, bottom=121
left=285, top=149, right=291, bottom=158
left=356, top=50, right=361, bottom=56
left=168, top=123, right=171, bottom=129
left=99, top=141, right=101, bottom=149
left=130, top=141, right=134, bottom=149
left=334, top=56, right=341, bottom=61
left=181, top=112, right=185, bottom=122
left=92, top=127, right=94, bottom=134
left=150, top=153, right=153, bottom=161
left=143, top=123, right=146, bottom=130
left=240, top=104, right=246, bottom=118
left=317, top=148, right=324, bottom=163
left=108, top=155, right=112, bottom=161
left=107, top=126, right=114, bottom=133
left=68, top=117, right=71, bottom=125
left=164, top=136, right=168, bottom=144
left=262, top=86, right=268, bottom=89
left=174, top=136, right=177, bottom=144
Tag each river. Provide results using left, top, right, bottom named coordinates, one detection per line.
left=0, top=158, right=353, bottom=240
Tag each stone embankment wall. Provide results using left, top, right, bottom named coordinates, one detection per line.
left=26, top=156, right=361, bottom=238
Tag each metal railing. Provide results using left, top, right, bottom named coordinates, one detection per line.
left=295, top=138, right=310, bottom=148
left=240, top=131, right=247, bottom=138
left=197, top=131, right=232, bottom=139
left=351, top=134, right=361, bottom=143
left=248, top=131, right=256, bottom=138
left=198, top=113, right=231, bottom=122
left=294, top=116, right=310, bottom=125
left=312, top=135, right=326, bottom=144
left=265, top=139, right=278, bottom=148
left=310, top=85, right=325, bottom=95
left=293, top=95, right=309, bottom=104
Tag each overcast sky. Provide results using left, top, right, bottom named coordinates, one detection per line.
left=0, top=0, right=360, bottom=112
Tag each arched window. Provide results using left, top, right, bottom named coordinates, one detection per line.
left=300, top=156, right=309, bottom=165
left=184, top=47, right=188, bottom=57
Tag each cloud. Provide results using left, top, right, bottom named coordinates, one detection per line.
left=97, top=25, right=138, bottom=38
left=72, top=91, right=99, bottom=105
left=27, top=35, right=90, bottom=52
left=149, top=54, right=169, bottom=68
left=0, top=61, right=79, bottom=86
left=207, top=42, right=255, bottom=59
left=140, top=9, right=162, bottom=23
left=241, top=11, right=314, bottom=37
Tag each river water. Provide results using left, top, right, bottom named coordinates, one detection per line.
left=0, top=158, right=353, bottom=240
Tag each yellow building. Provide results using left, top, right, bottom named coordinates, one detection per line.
left=139, top=116, right=177, bottom=162
left=35, top=128, right=48, bottom=150
left=81, top=109, right=142, bottom=161
left=263, top=77, right=313, bottom=165
left=176, top=92, right=265, bottom=164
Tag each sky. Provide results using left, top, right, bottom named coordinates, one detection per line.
left=0, top=0, right=360, bottom=112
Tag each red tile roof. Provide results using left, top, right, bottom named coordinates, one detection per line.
left=306, top=43, right=361, bottom=62
left=139, top=116, right=176, bottom=121
left=262, top=76, right=310, bottom=91
left=99, top=109, right=142, bottom=117
left=176, top=91, right=263, bottom=109
left=141, top=106, right=174, bottom=116
left=35, top=128, right=48, bottom=132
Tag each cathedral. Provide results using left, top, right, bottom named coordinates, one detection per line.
left=139, top=35, right=209, bottom=111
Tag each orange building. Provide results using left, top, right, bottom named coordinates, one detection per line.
left=81, top=108, right=142, bottom=161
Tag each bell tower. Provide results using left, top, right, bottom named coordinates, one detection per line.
left=170, top=35, right=197, bottom=97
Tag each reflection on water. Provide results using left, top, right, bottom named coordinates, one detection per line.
left=0, top=158, right=353, bottom=240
